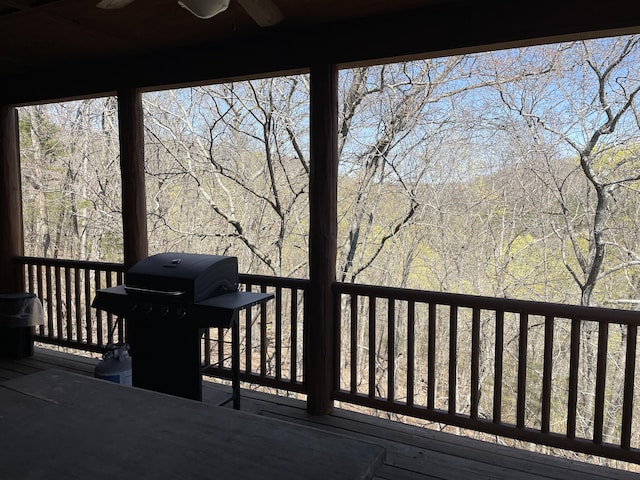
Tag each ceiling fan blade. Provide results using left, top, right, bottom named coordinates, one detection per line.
left=96, top=0, right=135, bottom=9
left=178, top=0, right=230, bottom=19
left=236, top=0, right=283, bottom=27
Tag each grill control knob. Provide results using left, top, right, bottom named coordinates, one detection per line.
left=143, top=303, right=153, bottom=314
left=175, top=307, right=187, bottom=319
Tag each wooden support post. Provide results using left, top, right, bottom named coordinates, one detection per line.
left=0, top=105, right=25, bottom=293
left=118, top=89, right=148, bottom=269
left=306, top=64, right=338, bottom=415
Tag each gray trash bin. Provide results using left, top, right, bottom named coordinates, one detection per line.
left=0, top=293, right=44, bottom=359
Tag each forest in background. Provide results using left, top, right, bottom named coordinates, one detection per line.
left=17, top=34, right=640, bottom=310
left=14, top=35, right=640, bottom=469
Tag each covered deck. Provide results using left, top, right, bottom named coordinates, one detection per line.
left=2, top=1, right=640, bottom=478
left=0, top=347, right=637, bottom=480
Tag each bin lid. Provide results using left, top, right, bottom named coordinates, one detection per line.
left=0, top=292, right=37, bottom=302
left=0, top=293, right=44, bottom=328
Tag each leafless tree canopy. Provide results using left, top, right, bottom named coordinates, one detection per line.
left=17, top=35, right=640, bottom=470
left=19, top=34, right=640, bottom=309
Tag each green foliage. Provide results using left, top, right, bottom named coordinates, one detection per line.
left=18, top=109, right=67, bottom=161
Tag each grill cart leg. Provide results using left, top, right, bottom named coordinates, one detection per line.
left=217, top=319, right=241, bottom=410
left=232, top=319, right=240, bottom=410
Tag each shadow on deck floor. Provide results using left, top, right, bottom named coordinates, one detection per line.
left=1, top=346, right=638, bottom=480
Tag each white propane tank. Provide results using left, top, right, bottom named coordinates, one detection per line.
left=95, top=343, right=132, bottom=386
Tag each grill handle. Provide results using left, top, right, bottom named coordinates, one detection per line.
left=124, top=286, right=186, bottom=297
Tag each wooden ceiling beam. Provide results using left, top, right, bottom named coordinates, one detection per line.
left=2, top=0, right=640, bottom=105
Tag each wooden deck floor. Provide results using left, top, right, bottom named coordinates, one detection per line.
left=1, top=346, right=638, bottom=480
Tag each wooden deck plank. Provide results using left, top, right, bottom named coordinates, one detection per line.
left=0, top=347, right=98, bottom=381
left=2, top=348, right=638, bottom=480
left=374, top=464, right=437, bottom=480
left=207, top=382, right=640, bottom=480
left=257, top=403, right=639, bottom=480
left=0, top=366, right=28, bottom=381
left=0, top=359, right=42, bottom=380
left=29, top=345, right=99, bottom=371
left=1, top=369, right=385, bottom=480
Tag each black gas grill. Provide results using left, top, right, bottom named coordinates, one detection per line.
left=92, top=253, right=273, bottom=407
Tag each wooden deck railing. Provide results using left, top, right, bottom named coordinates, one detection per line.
left=201, top=274, right=308, bottom=394
left=20, top=256, right=126, bottom=354
left=15, top=257, right=640, bottom=464
left=17, top=256, right=309, bottom=394
left=333, top=282, right=640, bottom=464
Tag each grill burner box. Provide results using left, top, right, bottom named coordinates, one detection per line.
left=92, top=253, right=273, bottom=404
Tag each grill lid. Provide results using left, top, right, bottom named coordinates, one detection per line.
left=125, top=253, right=238, bottom=303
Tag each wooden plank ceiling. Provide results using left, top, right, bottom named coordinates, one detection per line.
left=2, top=0, right=640, bottom=105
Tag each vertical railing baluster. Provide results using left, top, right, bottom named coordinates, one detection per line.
left=260, top=284, right=268, bottom=376
left=388, top=298, right=395, bottom=403
left=45, top=265, right=53, bottom=336
left=493, top=310, right=504, bottom=424
left=407, top=300, right=415, bottom=407
left=290, top=288, right=298, bottom=382
left=116, top=270, right=125, bottom=344
left=74, top=267, right=82, bottom=343
left=217, top=322, right=224, bottom=367
left=95, top=269, right=103, bottom=346
left=55, top=265, right=63, bottom=339
left=471, top=307, right=480, bottom=419
left=334, top=289, right=342, bottom=390
left=275, top=285, right=282, bottom=380
left=350, top=293, right=358, bottom=394
left=516, top=313, right=528, bottom=429
left=449, top=305, right=458, bottom=414
left=25, top=263, right=34, bottom=292
left=593, top=321, right=609, bottom=445
left=105, top=269, right=114, bottom=344
left=541, top=315, right=554, bottom=433
left=202, top=328, right=211, bottom=367
left=567, top=318, right=580, bottom=439
left=65, top=266, right=72, bottom=340
left=244, top=282, right=253, bottom=375
left=368, top=295, right=376, bottom=399
left=84, top=267, right=93, bottom=345
left=427, top=302, right=436, bottom=410
left=621, top=323, right=637, bottom=449
left=33, top=264, right=45, bottom=336
left=36, top=264, right=44, bottom=303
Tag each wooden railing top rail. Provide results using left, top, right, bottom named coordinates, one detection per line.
left=16, top=257, right=309, bottom=289
left=240, top=273, right=309, bottom=289
left=336, top=281, right=640, bottom=324
left=16, top=256, right=126, bottom=273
